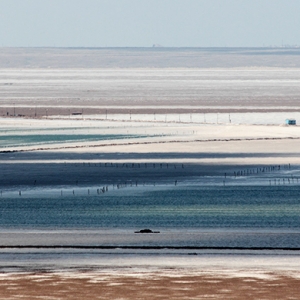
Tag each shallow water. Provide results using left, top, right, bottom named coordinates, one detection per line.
left=1, top=185, right=300, bottom=248
left=0, top=133, right=143, bottom=148
left=1, top=184, right=300, bottom=272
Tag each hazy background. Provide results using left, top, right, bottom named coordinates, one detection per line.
left=0, top=0, right=299, bottom=47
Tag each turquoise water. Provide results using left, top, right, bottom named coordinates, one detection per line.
left=1, top=185, right=300, bottom=249
left=2, top=186, right=300, bottom=229
left=0, top=133, right=144, bottom=147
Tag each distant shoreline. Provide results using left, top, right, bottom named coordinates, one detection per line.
left=1, top=47, right=300, bottom=68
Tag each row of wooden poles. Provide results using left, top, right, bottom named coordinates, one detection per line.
left=223, top=163, right=294, bottom=186
left=62, top=179, right=178, bottom=196
left=73, top=162, right=184, bottom=169
left=0, top=178, right=178, bottom=197
left=225, top=164, right=291, bottom=179
left=269, top=177, right=299, bottom=185
left=0, top=162, right=184, bottom=196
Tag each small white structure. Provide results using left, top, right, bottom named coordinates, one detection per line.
left=285, top=118, right=296, bottom=125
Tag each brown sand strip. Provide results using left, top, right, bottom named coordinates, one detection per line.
left=0, top=272, right=299, bottom=300
left=3, top=106, right=300, bottom=118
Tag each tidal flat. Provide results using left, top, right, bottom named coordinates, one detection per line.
left=1, top=47, right=300, bottom=299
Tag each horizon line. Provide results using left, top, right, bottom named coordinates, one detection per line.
left=1, top=46, right=300, bottom=50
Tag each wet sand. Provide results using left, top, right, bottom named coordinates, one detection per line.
left=0, top=271, right=299, bottom=300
